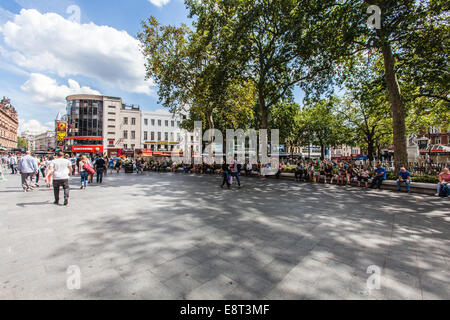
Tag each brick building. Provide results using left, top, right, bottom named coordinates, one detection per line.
left=0, top=97, right=18, bottom=151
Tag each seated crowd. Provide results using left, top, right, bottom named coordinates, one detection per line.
left=115, top=157, right=450, bottom=197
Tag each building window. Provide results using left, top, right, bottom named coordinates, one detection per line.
left=108, top=112, right=115, bottom=115
left=158, top=120, right=161, bottom=126
left=158, top=132, right=161, bottom=140
left=132, top=118, right=136, bottom=125
left=144, top=144, right=148, bottom=149
left=165, top=120, right=169, bottom=127
left=436, top=138, right=441, bottom=144
left=131, top=144, right=135, bottom=149
left=165, top=132, right=168, bottom=141
left=171, top=120, right=174, bottom=127
left=151, top=132, right=154, bottom=140
left=123, top=130, right=128, bottom=139
left=170, top=132, right=174, bottom=142
left=177, top=133, right=180, bottom=141
left=144, top=131, right=148, bottom=140
left=108, top=125, right=115, bottom=128
left=177, top=121, right=180, bottom=127
left=124, top=144, right=128, bottom=149
left=109, top=105, right=116, bottom=109
left=123, top=117, right=128, bottom=125
left=144, top=119, right=148, bottom=125
left=151, top=119, right=155, bottom=126
left=131, top=131, right=136, bottom=139
left=108, top=119, right=115, bottom=121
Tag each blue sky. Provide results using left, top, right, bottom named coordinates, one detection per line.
left=0, top=0, right=192, bottom=134
left=0, top=0, right=308, bottom=135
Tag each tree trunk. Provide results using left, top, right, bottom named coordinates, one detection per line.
left=259, top=92, right=268, bottom=130
left=206, top=111, right=214, bottom=143
left=381, top=41, right=407, bottom=172
left=367, top=138, right=375, bottom=166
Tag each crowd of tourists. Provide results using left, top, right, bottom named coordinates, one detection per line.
left=1, top=153, right=450, bottom=204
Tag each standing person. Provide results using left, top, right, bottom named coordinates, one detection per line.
left=94, top=156, right=106, bottom=183
left=103, top=156, right=108, bottom=176
left=45, top=156, right=54, bottom=187
left=221, top=162, right=231, bottom=189
left=230, top=159, right=241, bottom=188
left=109, top=157, right=115, bottom=174
left=47, top=152, right=72, bottom=205
left=9, top=153, right=17, bottom=174
left=115, top=158, right=122, bottom=173
left=370, top=163, right=386, bottom=189
left=69, top=155, right=77, bottom=175
left=32, top=154, right=40, bottom=187
left=18, top=151, right=38, bottom=192
left=87, top=156, right=94, bottom=184
left=79, top=155, right=90, bottom=189
left=396, top=167, right=412, bottom=193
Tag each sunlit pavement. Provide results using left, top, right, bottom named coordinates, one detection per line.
left=0, top=171, right=449, bottom=300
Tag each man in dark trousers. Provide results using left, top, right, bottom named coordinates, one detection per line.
left=94, top=156, right=106, bottom=183
left=48, top=152, right=72, bottom=206
left=221, top=162, right=230, bottom=189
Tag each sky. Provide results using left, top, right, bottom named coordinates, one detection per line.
left=0, top=0, right=310, bottom=136
left=0, top=0, right=192, bottom=134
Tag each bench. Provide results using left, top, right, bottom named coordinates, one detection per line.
left=265, top=172, right=437, bottom=195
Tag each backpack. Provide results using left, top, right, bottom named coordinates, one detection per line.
left=83, top=162, right=95, bottom=175
left=439, top=184, right=449, bottom=197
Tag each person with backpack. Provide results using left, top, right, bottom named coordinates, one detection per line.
left=436, top=167, right=450, bottom=197
left=79, top=155, right=94, bottom=189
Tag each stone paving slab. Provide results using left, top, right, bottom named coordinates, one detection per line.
left=0, top=171, right=449, bottom=299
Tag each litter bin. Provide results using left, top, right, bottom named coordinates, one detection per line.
left=124, top=163, right=134, bottom=173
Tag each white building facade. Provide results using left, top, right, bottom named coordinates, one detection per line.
left=141, top=110, right=183, bottom=152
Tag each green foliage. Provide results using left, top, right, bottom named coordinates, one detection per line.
left=297, top=97, right=352, bottom=159
left=17, top=136, right=28, bottom=149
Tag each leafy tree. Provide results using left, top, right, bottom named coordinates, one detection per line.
left=186, top=0, right=337, bottom=130
left=17, top=136, right=28, bottom=149
left=298, top=97, right=351, bottom=160
left=321, top=0, right=449, bottom=170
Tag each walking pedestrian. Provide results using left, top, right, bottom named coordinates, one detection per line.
left=94, top=156, right=106, bottom=183
left=18, top=151, right=38, bottom=192
left=220, top=162, right=231, bottom=189
left=47, top=152, right=72, bottom=205
left=79, top=155, right=90, bottom=189
left=8, top=153, right=17, bottom=174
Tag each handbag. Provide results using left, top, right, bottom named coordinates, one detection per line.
left=83, top=162, right=95, bottom=175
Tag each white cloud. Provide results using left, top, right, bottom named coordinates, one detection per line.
left=148, top=0, right=171, bottom=7
left=21, top=73, right=101, bottom=107
left=20, top=119, right=53, bottom=135
left=1, top=9, right=154, bottom=95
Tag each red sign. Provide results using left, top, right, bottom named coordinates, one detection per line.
left=65, top=136, right=103, bottom=140
left=72, top=146, right=104, bottom=153
left=57, top=122, right=67, bottom=131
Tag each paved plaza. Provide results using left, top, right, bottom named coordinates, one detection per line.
left=0, top=171, right=449, bottom=300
